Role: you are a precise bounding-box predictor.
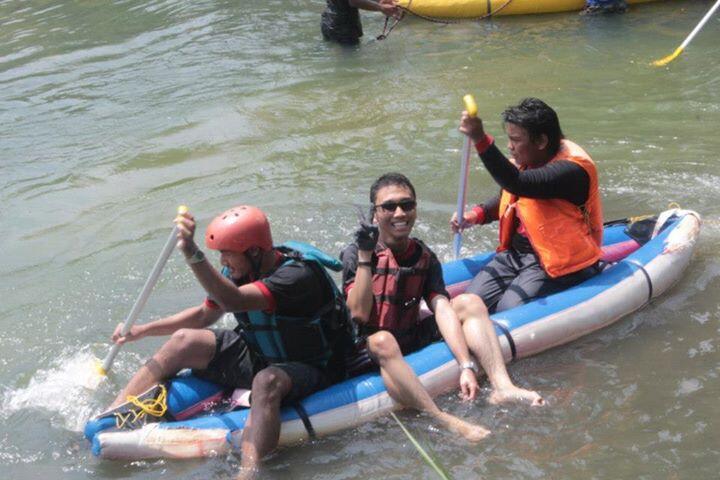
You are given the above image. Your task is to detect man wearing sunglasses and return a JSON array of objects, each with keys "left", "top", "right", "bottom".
[{"left": 341, "top": 173, "right": 542, "bottom": 443}]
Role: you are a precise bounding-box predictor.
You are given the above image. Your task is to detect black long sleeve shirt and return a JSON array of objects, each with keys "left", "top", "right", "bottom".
[{"left": 477, "top": 141, "right": 590, "bottom": 253}]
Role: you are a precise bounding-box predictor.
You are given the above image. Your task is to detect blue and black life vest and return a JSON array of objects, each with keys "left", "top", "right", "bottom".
[{"left": 232, "top": 241, "right": 352, "bottom": 371}]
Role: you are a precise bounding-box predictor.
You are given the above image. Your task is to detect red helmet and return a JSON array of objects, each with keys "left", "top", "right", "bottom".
[{"left": 205, "top": 205, "right": 273, "bottom": 253}]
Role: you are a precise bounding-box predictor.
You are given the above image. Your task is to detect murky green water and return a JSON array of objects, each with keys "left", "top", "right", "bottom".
[{"left": 1, "top": 0, "right": 718, "bottom": 478}]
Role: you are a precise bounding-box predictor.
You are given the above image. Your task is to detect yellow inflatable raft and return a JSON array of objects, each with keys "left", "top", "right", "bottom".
[{"left": 395, "top": 0, "right": 658, "bottom": 19}]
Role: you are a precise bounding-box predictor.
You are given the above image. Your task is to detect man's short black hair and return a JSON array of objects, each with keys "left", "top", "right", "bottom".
[
  {"left": 370, "top": 173, "right": 416, "bottom": 204},
  {"left": 502, "top": 98, "right": 564, "bottom": 157}
]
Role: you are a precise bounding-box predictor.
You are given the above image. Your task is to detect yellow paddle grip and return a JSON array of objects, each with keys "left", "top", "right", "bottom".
[{"left": 463, "top": 94, "right": 478, "bottom": 118}]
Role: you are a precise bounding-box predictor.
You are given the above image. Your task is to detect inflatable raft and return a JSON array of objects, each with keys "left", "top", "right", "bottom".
[
  {"left": 85, "top": 208, "right": 701, "bottom": 460},
  {"left": 396, "top": 0, "right": 659, "bottom": 19}
]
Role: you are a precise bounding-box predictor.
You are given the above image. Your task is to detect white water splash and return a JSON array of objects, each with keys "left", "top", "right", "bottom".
[{"left": 1, "top": 348, "right": 107, "bottom": 432}]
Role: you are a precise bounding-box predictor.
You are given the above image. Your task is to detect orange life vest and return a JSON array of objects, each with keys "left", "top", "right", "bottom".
[
  {"left": 368, "top": 240, "right": 432, "bottom": 333},
  {"left": 497, "top": 139, "right": 603, "bottom": 278}
]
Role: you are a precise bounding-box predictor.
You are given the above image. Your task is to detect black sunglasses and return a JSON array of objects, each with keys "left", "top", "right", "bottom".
[{"left": 374, "top": 199, "right": 417, "bottom": 213}]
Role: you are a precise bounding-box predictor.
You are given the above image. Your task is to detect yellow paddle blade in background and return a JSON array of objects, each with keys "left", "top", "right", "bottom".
[{"left": 652, "top": 0, "right": 720, "bottom": 67}]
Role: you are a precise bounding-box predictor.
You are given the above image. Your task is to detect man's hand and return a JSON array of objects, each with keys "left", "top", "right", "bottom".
[
  {"left": 175, "top": 210, "right": 199, "bottom": 257},
  {"left": 450, "top": 210, "right": 478, "bottom": 234},
  {"left": 459, "top": 368, "right": 479, "bottom": 401},
  {"left": 378, "top": 0, "right": 401, "bottom": 18},
  {"left": 459, "top": 111, "right": 485, "bottom": 143},
  {"left": 111, "top": 322, "right": 144, "bottom": 345},
  {"left": 355, "top": 220, "right": 379, "bottom": 252}
]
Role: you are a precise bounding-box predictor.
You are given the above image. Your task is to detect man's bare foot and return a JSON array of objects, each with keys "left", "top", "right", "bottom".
[
  {"left": 435, "top": 411, "right": 491, "bottom": 442},
  {"left": 488, "top": 386, "right": 545, "bottom": 406}
]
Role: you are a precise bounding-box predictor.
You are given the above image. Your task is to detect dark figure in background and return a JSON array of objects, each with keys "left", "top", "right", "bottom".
[
  {"left": 322, "top": 0, "right": 401, "bottom": 45},
  {"left": 583, "top": 0, "right": 628, "bottom": 14}
]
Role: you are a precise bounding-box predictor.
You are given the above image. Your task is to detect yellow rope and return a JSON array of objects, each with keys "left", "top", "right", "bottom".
[
  {"left": 627, "top": 214, "right": 653, "bottom": 224},
  {"left": 114, "top": 384, "right": 168, "bottom": 429}
]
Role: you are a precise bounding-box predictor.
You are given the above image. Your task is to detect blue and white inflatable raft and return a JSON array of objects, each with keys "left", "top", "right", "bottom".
[{"left": 85, "top": 208, "right": 701, "bottom": 460}]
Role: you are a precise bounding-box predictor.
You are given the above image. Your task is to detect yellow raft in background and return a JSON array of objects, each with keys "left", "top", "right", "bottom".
[{"left": 395, "top": 0, "right": 659, "bottom": 19}]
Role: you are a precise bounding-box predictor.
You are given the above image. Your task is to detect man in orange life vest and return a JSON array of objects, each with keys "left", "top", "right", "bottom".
[
  {"left": 341, "top": 173, "right": 543, "bottom": 442},
  {"left": 451, "top": 98, "right": 604, "bottom": 321}
]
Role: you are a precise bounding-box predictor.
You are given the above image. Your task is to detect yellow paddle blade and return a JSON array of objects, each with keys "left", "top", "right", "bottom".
[
  {"left": 653, "top": 47, "right": 684, "bottom": 67},
  {"left": 95, "top": 359, "right": 108, "bottom": 377},
  {"left": 177, "top": 205, "right": 188, "bottom": 215},
  {"left": 463, "top": 94, "right": 478, "bottom": 118}
]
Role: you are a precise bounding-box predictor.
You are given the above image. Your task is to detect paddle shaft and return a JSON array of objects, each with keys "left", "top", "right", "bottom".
[
  {"left": 677, "top": 0, "right": 720, "bottom": 51},
  {"left": 100, "top": 225, "right": 179, "bottom": 373},
  {"left": 654, "top": 0, "right": 720, "bottom": 65},
  {"left": 453, "top": 136, "right": 472, "bottom": 259},
  {"left": 453, "top": 94, "right": 478, "bottom": 259}
]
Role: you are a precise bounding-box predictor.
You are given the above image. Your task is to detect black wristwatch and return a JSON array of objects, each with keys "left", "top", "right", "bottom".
[{"left": 186, "top": 249, "right": 206, "bottom": 265}]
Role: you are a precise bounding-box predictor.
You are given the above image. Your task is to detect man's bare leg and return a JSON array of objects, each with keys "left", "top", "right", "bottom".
[
  {"left": 367, "top": 331, "right": 490, "bottom": 442},
  {"left": 236, "top": 367, "right": 292, "bottom": 480},
  {"left": 108, "top": 328, "right": 216, "bottom": 408},
  {"left": 452, "top": 294, "right": 544, "bottom": 406}
]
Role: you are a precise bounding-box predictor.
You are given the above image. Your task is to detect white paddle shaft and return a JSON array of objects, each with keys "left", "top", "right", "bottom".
[
  {"left": 101, "top": 225, "right": 179, "bottom": 373},
  {"left": 453, "top": 136, "right": 472, "bottom": 259},
  {"left": 678, "top": 0, "right": 720, "bottom": 50}
]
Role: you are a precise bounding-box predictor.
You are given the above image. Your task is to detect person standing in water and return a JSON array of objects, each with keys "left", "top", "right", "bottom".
[{"left": 321, "top": 0, "right": 401, "bottom": 45}]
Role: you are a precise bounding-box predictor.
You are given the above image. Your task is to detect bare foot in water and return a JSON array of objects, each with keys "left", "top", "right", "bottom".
[
  {"left": 435, "top": 411, "right": 491, "bottom": 442},
  {"left": 488, "top": 386, "right": 545, "bottom": 406}
]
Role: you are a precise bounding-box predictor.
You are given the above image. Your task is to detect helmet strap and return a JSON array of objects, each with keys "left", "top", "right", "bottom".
[{"left": 244, "top": 250, "right": 263, "bottom": 282}]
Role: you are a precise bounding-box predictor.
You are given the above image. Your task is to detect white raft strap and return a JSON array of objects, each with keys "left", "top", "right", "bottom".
[
  {"left": 623, "top": 259, "right": 653, "bottom": 304},
  {"left": 292, "top": 402, "right": 317, "bottom": 439}
]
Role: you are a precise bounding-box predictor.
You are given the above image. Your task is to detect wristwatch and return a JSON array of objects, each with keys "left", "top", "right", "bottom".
[
  {"left": 460, "top": 361, "right": 478, "bottom": 374},
  {"left": 186, "top": 249, "right": 206, "bottom": 265}
]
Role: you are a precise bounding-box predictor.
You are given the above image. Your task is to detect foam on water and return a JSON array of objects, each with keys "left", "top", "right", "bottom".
[{"left": 1, "top": 348, "right": 105, "bottom": 432}]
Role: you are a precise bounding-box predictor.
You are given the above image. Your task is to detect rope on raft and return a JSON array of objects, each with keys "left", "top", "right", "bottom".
[{"left": 377, "top": 0, "right": 515, "bottom": 40}]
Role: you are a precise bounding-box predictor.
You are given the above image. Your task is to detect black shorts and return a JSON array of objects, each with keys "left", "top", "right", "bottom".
[
  {"left": 345, "top": 316, "right": 441, "bottom": 376},
  {"left": 466, "top": 250, "right": 600, "bottom": 313},
  {"left": 192, "top": 329, "right": 331, "bottom": 403}
]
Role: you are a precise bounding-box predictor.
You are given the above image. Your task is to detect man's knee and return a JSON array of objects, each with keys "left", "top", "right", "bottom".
[
  {"left": 367, "top": 331, "right": 402, "bottom": 361},
  {"left": 451, "top": 293, "right": 489, "bottom": 322},
  {"left": 251, "top": 367, "right": 291, "bottom": 405},
  {"left": 157, "top": 329, "right": 215, "bottom": 371},
  {"left": 165, "top": 329, "right": 208, "bottom": 354}
]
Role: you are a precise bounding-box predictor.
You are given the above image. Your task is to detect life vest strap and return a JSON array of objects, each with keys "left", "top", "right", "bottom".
[{"left": 372, "top": 293, "right": 420, "bottom": 309}]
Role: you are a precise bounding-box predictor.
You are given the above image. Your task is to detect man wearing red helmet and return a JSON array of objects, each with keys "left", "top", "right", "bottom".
[{"left": 105, "top": 205, "right": 351, "bottom": 478}]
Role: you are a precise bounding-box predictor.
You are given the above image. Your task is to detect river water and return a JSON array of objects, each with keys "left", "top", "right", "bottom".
[{"left": 1, "top": 0, "right": 718, "bottom": 478}]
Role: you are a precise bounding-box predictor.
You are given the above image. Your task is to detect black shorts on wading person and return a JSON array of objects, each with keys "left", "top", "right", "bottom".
[{"left": 322, "top": 0, "right": 363, "bottom": 45}]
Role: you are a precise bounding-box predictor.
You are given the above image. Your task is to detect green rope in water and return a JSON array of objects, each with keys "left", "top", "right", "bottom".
[{"left": 389, "top": 412, "right": 453, "bottom": 480}]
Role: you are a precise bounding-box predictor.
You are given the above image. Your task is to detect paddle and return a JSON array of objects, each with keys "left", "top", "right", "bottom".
[
  {"left": 95, "top": 205, "right": 188, "bottom": 376},
  {"left": 653, "top": 0, "right": 720, "bottom": 66},
  {"left": 452, "top": 94, "right": 478, "bottom": 259}
]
